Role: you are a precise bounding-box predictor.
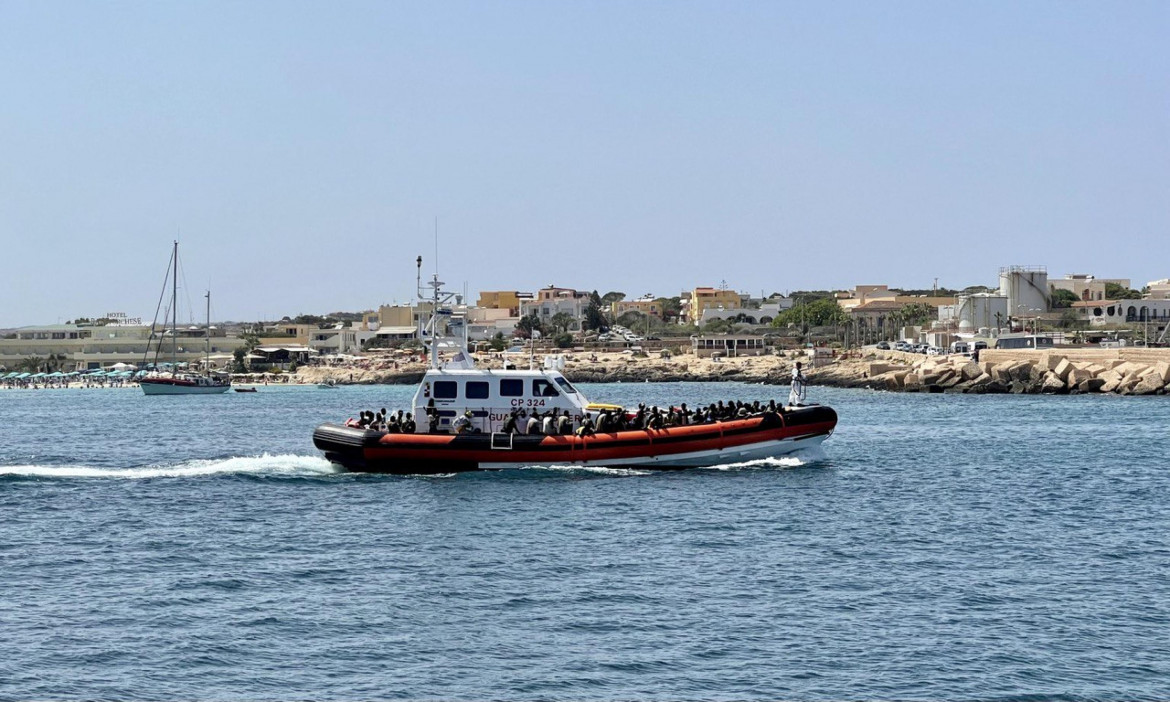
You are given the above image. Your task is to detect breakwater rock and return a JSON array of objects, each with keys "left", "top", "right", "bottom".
[
  {"left": 292, "top": 354, "right": 806, "bottom": 387},
  {"left": 814, "top": 352, "right": 1170, "bottom": 396}
]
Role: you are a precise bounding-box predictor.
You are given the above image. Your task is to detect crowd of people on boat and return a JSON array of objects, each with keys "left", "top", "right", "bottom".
[
  {"left": 350, "top": 398, "right": 787, "bottom": 437},
  {"left": 353, "top": 408, "right": 417, "bottom": 433}
]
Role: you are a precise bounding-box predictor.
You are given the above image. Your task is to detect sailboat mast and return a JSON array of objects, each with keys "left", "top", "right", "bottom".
[
  {"left": 172, "top": 240, "right": 178, "bottom": 372},
  {"left": 205, "top": 290, "right": 211, "bottom": 375}
]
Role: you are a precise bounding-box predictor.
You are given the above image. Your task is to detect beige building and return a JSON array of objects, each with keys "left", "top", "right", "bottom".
[
  {"left": 519, "top": 286, "right": 590, "bottom": 328},
  {"left": 476, "top": 291, "right": 533, "bottom": 316},
  {"left": 691, "top": 334, "right": 767, "bottom": 358},
  {"left": 689, "top": 287, "right": 741, "bottom": 325},
  {"left": 1049, "top": 274, "right": 1131, "bottom": 302},
  {"left": 837, "top": 285, "right": 955, "bottom": 312},
  {"left": 256, "top": 323, "right": 311, "bottom": 348},
  {"left": 1146, "top": 279, "right": 1170, "bottom": 300},
  {"left": 377, "top": 303, "right": 433, "bottom": 330},
  {"left": 0, "top": 323, "right": 244, "bottom": 371},
  {"left": 612, "top": 297, "right": 662, "bottom": 320}
]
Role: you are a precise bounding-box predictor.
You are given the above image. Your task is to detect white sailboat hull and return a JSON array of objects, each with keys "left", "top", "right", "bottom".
[{"left": 140, "top": 379, "right": 231, "bottom": 395}]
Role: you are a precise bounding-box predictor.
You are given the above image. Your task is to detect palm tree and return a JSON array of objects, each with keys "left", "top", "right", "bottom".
[
  {"left": 18, "top": 356, "right": 44, "bottom": 373},
  {"left": 549, "top": 312, "right": 575, "bottom": 334}
]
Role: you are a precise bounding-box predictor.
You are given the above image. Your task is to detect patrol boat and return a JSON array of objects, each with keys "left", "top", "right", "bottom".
[{"left": 311, "top": 260, "right": 837, "bottom": 474}]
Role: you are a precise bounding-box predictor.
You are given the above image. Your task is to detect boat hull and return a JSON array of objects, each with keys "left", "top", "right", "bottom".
[
  {"left": 313, "top": 406, "right": 836, "bottom": 474},
  {"left": 140, "top": 379, "right": 231, "bottom": 395}
]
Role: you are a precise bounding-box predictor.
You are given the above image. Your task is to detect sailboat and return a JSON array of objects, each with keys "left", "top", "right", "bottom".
[{"left": 140, "top": 241, "right": 232, "bottom": 395}]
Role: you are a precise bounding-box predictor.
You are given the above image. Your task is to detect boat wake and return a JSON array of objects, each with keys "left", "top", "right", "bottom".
[
  {"left": 711, "top": 453, "right": 815, "bottom": 471},
  {"left": 538, "top": 465, "right": 655, "bottom": 477},
  {"left": 0, "top": 454, "right": 338, "bottom": 480}
]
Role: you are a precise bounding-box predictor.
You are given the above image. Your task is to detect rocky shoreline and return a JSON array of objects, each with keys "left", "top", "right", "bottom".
[
  {"left": 282, "top": 349, "right": 1170, "bottom": 396},
  {"left": 812, "top": 353, "right": 1170, "bottom": 395}
]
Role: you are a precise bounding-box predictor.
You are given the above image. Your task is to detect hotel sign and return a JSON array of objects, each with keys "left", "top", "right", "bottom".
[{"left": 105, "top": 312, "right": 143, "bottom": 325}]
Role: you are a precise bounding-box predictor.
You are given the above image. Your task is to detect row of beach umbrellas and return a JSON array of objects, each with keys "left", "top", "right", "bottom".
[{"left": 2, "top": 369, "right": 141, "bottom": 380}]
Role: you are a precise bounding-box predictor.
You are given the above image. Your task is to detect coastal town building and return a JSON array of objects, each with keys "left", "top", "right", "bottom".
[
  {"left": 1048, "top": 273, "right": 1131, "bottom": 302},
  {"left": 1071, "top": 299, "right": 1170, "bottom": 326},
  {"left": 612, "top": 297, "right": 663, "bottom": 321},
  {"left": 476, "top": 291, "right": 533, "bottom": 317},
  {"left": 308, "top": 326, "right": 378, "bottom": 355},
  {"left": 688, "top": 287, "right": 741, "bottom": 326},
  {"left": 372, "top": 326, "right": 419, "bottom": 342},
  {"left": 845, "top": 300, "right": 905, "bottom": 331},
  {"left": 518, "top": 286, "right": 589, "bottom": 330},
  {"left": 256, "top": 323, "right": 311, "bottom": 348},
  {"left": 698, "top": 297, "right": 792, "bottom": 326},
  {"left": 691, "top": 334, "right": 768, "bottom": 358},
  {"left": 378, "top": 303, "right": 433, "bottom": 330},
  {"left": 0, "top": 322, "right": 243, "bottom": 371},
  {"left": 1146, "top": 279, "right": 1170, "bottom": 300},
  {"left": 837, "top": 285, "right": 956, "bottom": 313}
]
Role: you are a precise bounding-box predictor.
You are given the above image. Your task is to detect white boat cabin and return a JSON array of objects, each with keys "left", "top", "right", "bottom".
[{"left": 411, "top": 368, "right": 593, "bottom": 434}]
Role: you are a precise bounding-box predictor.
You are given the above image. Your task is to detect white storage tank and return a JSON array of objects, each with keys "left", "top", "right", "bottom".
[{"left": 999, "top": 266, "right": 1049, "bottom": 314}]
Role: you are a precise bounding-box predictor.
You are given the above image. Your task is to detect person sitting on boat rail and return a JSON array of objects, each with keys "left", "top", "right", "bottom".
[
  {"left": 453, "top": 410, "right": 472, "bottom": 434},
  {"left": 576, "top": 414, "right": 595, "bottom": 437},
  {"left": 426, "top": 408, "right": 440, "bottom": 434},
  {"left": 541, "top": 411, "right": 555, "bottom": 436},
  {"left": 647, "top": 407, "right": 664, "bottom": 430},
  {"left": 501, "top": 410, "right": 519, "bottom": 434},
  {"left": 386, "top": 412, "right": 399, "bottom": 433},
  {"left": 402, "top": 413, "right": 416, "bottom": 434},
  {"left": 556, "top": 410, "right": 571, "bottom": 435},
  {"left": 524, "top": 412, "right": 540, "bottom": 435}
]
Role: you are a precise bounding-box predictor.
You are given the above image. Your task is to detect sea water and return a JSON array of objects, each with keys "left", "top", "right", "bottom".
[{"left": 1, "top": 383, "right": 1168, "bottom": 699}]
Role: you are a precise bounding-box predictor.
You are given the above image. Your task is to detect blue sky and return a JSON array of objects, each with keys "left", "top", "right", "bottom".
[{"left": 2, "top": 1, "right": 1167, "bottom": 326}]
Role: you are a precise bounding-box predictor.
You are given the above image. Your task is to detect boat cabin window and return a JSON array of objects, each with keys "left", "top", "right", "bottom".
[
  {"left": 500, "top": 378, "right": 523, "bottom": 396},
  {"left": 533, "top": 379, "right": 559, "bottom": 397},
  {"left": 466, "top": 381, "right": 489, "bottom": 399},
  {"left": 434, "top": 381, "right": 458, "bottom": 399},
  {"left": 554, "top": 377, "right": 577, "bottom": 394}
]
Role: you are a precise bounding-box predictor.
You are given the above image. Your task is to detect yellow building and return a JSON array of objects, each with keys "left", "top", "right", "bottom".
[
  {"left": 689, "top": 287, "right": 741, "bottom": 325},
  {"left": 256, "top": 323, "right": 312, "bottom": 348},
  {"left": 612, "top": 298, "right": 662, "bottom": 320},
  {"left": 377, "top": 303, "right": 432, "bottom": 329},
  {"left": 476, "top": 291, "right": 532, "bottom": 317}
]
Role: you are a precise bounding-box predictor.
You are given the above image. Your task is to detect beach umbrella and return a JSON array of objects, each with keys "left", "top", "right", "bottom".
[
  {"left": 2, "top": 372, "right": 15, "bottom": 379},
  {"left": 90, "top": 370, "right": 106, "bottom": 377},
  {"left": 110, "top": 362, "right": 134, "bottom": 370},
  {"left": 30, "top": 372, "right": 46, "bottom": 378},
  {"left": 15, "top": 373, "right": 30, "bottom": 379},
  {"left": 48, "top": 371, "right": 64, "bottom": 377}
]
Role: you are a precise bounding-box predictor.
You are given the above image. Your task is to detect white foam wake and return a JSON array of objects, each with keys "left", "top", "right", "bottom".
[
  {"left": 538, "top": 464, "right": 654, "bottom": 476},
  {"left": 710, "top": 455, "right": 808, "bottom": 471},
  {"left": 0, "top": 454, "right": 337, "bottom": 479}
]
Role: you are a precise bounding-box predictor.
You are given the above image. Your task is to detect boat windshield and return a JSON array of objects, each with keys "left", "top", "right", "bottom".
[
  {"left": 532, "top": 379, "right": 560, "bottom": 397},
  {"left": 554, "top": 377, "right": 578, "bottom": 394}
]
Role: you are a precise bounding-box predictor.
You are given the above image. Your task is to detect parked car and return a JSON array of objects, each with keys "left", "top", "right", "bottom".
[{"left": 876, "top": 341, "right": 890, "bottom": 350}]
